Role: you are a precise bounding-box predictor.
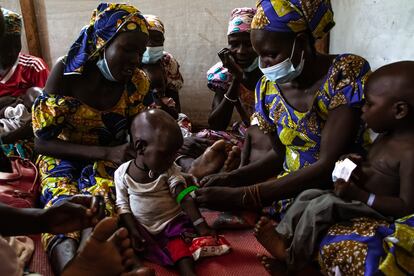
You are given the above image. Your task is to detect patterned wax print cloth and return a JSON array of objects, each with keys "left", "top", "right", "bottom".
[{"left": 253, "top": 54, "right": 371, "bottom": 218}]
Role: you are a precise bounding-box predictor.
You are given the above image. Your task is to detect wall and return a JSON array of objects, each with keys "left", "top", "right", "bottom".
[
  {"left": 2, "top": 0, "right": 413, "bottom": 124},
  {"left": 1, "top": 0, "right": 253, "bottom": 126},
  {"left": 330, "top": 0, "right": 414, "bottom": 70}
]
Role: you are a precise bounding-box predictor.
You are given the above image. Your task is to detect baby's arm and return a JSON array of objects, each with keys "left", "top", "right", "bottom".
[
  {"left": 114, "top": 167, "right": 146, "bottom": 251},
  {"left": 171, "top": 177, "right": 214, "bottom": 236}
]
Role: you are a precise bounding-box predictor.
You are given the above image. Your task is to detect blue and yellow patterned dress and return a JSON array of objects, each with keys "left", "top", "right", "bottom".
[
  {"left": 32, "top": 69, "right": 149, "bottom": 249},
  {"left": 253, "top": 54, "right": 371, "bottom": 216}
]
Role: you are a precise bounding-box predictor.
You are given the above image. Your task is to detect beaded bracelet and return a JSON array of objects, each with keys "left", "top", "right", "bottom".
[{"left": 176, "top": 185, "right": 199, "bottom": 204}]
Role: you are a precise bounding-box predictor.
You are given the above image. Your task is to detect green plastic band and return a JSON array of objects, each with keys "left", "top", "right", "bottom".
[{"left": 176, "top": 185, "right": 199, "bottom": 204}]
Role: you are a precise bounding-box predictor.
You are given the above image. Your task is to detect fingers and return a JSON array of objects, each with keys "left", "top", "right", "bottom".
[
  {"left": 67, "top": 195, "right": 93, "bottom": 208},
  {"left": 199, "top": 175, "right": 211, "bottom": 186},
  {"left": 194, "top": 188, "right": 206, "bottom": 207}
]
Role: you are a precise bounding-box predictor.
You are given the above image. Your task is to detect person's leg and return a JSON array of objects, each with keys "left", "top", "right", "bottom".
[
  {"left": 50, "top": 238, "right": 78, "bottom": 274},
  {"left": 257, "top": 254, "right": 287, "bottom": 276},
  {"left": 165, "top": 237, "right": 195, "bottom": 275},
  {"left": 62, "top": 217, "right": 154, "bottom": 276},
  {"left": 176, "top": 257, "right": 196, "bottom": 276},
  {"left": 278, "top": 190, "right": 384, "bottom": 270},
  {"left": 255, "top": 189, "right": 329, "bottom": 269},
  {"left": 38, "top": 157, "right": 81, "bottom": 274}
]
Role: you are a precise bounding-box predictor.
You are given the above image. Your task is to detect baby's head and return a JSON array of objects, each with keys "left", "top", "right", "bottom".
[
  {"left": 362, "top": 61, "right": 414, "bottom": 133},
  {"left": 130, "top": 109, "right": 183, "bottom": 174}
]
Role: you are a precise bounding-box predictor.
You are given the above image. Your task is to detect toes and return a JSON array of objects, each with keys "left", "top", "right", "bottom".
[
  {"left": 210, "top": 139, "right": 227, "bottom": 152},
  {"left": 91, "top": 217, "right": 118, "bottom": 242},
  {"left": 259, "top": 216, "right": 271, "bottom": 225}
]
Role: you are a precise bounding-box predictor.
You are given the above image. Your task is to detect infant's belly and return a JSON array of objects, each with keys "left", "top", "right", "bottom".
[
  {"left": 129, "top": 193, "right": 181, "bottom": 224},
  {"left": 361, "top": 167, "right": 399, "bottom": 196}
]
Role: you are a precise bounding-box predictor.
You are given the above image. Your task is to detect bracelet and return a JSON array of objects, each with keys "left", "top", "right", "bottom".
[
  {"left": 224, "top": 94, "right": 238, "bottom": 103},
  {"left": 367, "top": 193, "right": 376, "bottom": 206},
  {"left": 176, "top": 185, "right": 199, "bottom": 204},
  {"left": 193, "top": 217, "right": 205, "bottom": 226}
]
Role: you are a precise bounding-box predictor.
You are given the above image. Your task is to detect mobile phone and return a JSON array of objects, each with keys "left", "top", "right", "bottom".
[
  {"left": 91, "top": 195, "right": 105, "bottom": 220},
  {"left": 218, "top": 48, "right": 230, "bottom": 63}
]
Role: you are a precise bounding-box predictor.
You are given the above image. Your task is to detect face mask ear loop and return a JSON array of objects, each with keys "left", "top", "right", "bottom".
[{"left": 289, "top": 37, "right": 297, "bottom": 60}]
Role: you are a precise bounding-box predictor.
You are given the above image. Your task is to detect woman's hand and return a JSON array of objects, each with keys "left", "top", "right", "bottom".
[
  {"left": 219, "top": 48, "right": 243, "bottom": 80},
  {"left": 200, "top": 172, "right": 233, "bottom": 187},
  {"left": 333, "top": 179, "right": 363, "bottom": 201},
  {"left": 195, "top": 186, "right": 242, "bottom": 211},
  {"left": 106, "top": 143, "right": 135, "bottom": 165},
  {"left": 42, "top": 195, "right": 102, "bottom": 234}
]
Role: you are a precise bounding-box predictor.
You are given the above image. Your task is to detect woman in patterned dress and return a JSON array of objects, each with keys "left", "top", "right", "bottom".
[
  {"left": 32, "top": 3, "right": 151, "bottom": 274},
  {"left": 197, "top": 0, "right": 372, "bottom": 218},
  {"left": 203, "top": 7, "right": 262, "bottom": 148}
]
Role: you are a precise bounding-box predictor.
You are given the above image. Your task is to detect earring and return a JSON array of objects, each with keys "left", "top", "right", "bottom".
[{"left": 148, "top": 170, "right": 154, "bottom": 178}]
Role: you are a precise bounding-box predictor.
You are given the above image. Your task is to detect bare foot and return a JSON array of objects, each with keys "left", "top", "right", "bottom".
[
  {"left": 189, "top": 140, "right": 227, "bottom": 179},
  {"left": 62, "top": 217, "right": 154, "bottom": 276},
  {"left": 223, "top": 145, "right": 241, "bottom": 172},
  {"left": 257, "top": 254, "right": 287, "bottom": 275},
  {"left": 254, "top": 217, "right": 287, "bottom": 260}
]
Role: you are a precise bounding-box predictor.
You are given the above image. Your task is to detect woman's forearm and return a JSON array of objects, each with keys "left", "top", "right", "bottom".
[
  {"left": 0, "top": 203, "right": 45, "bottom": 236},
  {"left": 258, "top": 158, "right": 333, "bottom": 206},
  {"left": 2, "top": 123, "right": 34, "bottom": 143},
  {"left": 34, "top": 137, "right": 109, "bottom": 161},
  {"left": 229, "top": 149, "right": 283, "bottom": 186},
  {"left": 208, "top": 79, "right": 240, "bottom": 130}
]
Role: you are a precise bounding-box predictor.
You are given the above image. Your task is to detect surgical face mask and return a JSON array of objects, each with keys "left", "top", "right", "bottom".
[
  {"left": 141, "top": 46, "right": 164, "bottom": 64},
  {"left": 96, "top": 50, "right": 117, "bottom": 82},
  {"left": 243, "top": 57, "right": 259, "bottom": 72},
  {"left": 259, "top": 38, "right": 305, "bottom": 83}
]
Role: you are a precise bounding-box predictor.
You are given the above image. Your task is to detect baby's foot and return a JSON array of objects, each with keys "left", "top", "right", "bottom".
[
  {"left": 254, "top": 217, "right": 287, "bottom": 260},
  {"left": 257, "top": 254, "right": 287, "bottom": 275},
  {"left": 223, "top": 145, "right": 241, "bottom": 172},
  {"left": 189, "top": 140, "right": 227, "bottom": 179},
  {"left": 62, "top": 217, "right": 153, "bottom": 276}
]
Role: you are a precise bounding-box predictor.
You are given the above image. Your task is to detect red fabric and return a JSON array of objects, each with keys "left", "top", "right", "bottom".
[
  {"left": 165, "top": 238, "right": 192, "bottom": 263},
  {"left": 0, "top": 53, "right": 49, "bottom": 97}
]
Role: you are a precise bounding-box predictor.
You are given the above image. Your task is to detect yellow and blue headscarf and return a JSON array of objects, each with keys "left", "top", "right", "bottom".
[
  {"left": 1, "top": 8, "right": 22, "bottom": 35},
  {"left": 251, "top": 0, "right": 335, "bottom": 39},
  {"left": 64, "top": 3, "right": 148, "bottom": 75},
  {"left": 144, "top": 14, "right": 165, "bottom": 35}
]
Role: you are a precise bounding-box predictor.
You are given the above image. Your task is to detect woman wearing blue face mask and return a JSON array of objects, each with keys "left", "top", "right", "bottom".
[
  {"left": 31, "top": 4, "right": 153, "bottom": 275},
  {"left": 142, "top": 15, "right": 184, "bottom": 113},
  {"left": 196, "top": 0, "right": 372, "bottom": 229}
]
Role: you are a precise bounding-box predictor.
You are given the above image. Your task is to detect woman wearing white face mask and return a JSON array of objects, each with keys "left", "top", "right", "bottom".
[
  {"left": 197, "top": 0, "right": 372, "bottom": 232},
  {"left": 142, "top": 15, "right": 183, "bottom": 112}
]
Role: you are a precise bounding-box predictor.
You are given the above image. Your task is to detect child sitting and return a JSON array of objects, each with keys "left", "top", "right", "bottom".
[
  {"left": 253, "top": 61, "right": 414, "bottom": 274},
  {"left": 115, "top": 109, "right": 220, "bottom": 275}
]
